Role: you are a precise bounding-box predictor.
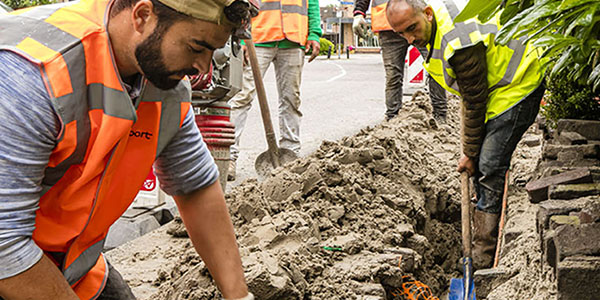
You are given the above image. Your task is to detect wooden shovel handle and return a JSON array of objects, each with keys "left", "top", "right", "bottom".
[
  {"left": 244, "top": 39, "right": 280, "bottom": 167},
  {"left": 460, "top": 171, "right": 472, "bottom": 257}
]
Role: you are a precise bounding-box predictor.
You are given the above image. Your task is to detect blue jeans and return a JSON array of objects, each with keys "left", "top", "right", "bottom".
[
  {"left": 379, "top": 30, "right": 447, "bottom": 119},
  {"left": 475, "top": 82, "right": 546, "bottom": 213}
]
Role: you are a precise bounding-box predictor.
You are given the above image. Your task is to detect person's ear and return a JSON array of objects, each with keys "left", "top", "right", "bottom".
[
  {"left": 424, "top": 6, "right": 434, "bottom": 22},
  {"left": 131, "top": 0, "right": 156, "bottom": 34}
]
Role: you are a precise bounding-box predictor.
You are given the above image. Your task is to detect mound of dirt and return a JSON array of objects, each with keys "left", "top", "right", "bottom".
[{"left": 150, "top": 93, "right": 465, "bottom": 299}]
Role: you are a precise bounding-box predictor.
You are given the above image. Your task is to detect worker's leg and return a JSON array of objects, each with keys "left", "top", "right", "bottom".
[
  {"left": 96, "top": 261, "right": 136, "bottom": 300},
  {"left": 417, "top": 46, "right": 448, "bottom": 122},
  {"left": 227, "top": 46, "right": 276, "bottom": 179},
  {"left": 472, "top": 82, "right": 545, "bottom": 268},
  {"left": 379, "top": 30, "right": 409, "bottom": 120},
  {"left": 272, "top": 47, "right": 304, "bottom": 153},
  {"left": 428, "top": 76, "right": 448, "bottom": 122}
]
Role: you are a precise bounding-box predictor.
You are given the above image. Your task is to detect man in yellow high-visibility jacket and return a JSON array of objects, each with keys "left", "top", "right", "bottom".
[{"left": 386, "top": 0, "right": 545, "bottom": 269}]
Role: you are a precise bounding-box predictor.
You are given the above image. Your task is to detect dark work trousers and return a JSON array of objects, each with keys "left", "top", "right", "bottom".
[
  {"left": 475, "top": 82, "right": 546, "bottom": 213},
  {"left": 97, "top": 260, "right": 137, "bottom": 300},
  {"left": 0, "top": 259, "right": 135, "bottom": 300},
  {"left": 379, "top": 30, "right": 447, "bottom": 120}
]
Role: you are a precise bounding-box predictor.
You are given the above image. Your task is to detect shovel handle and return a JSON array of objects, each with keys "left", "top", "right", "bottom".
[
  {"left": 244, "top": 39, "right": 281, "bottom": 167},
  {"left": 460, "top": 171, "right": 472, "bottom": 258}
]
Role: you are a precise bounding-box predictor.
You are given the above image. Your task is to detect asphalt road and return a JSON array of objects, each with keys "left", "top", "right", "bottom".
[{"left": 226, "top": 53, "right": 389, "bottom": 190}]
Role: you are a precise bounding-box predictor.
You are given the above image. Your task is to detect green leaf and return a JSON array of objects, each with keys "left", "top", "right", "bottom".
[
  {"left": 500, "top": 1, "right": 521, "bottom": 24},
  {"left": 454, "top": 0, "right": 502, "bottom": 23},
  {"left": 589, "top": 63, "right": 600, "bottom": 92},
  {"left": 496, "top": 1, "right": 561, "bottom": 44},
  {"left": 558, "top": 0, "right": 600, "bottom": 11},
  {"left": 550, "top": 49, "right": 575, "bottom": 78}
]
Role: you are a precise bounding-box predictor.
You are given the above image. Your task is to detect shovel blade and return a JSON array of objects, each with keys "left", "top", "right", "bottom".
[
  {"left": 255, "top": 147, "right": 298, "bottom": 179},
  {"left": 449, "top": 277, "right": 476, "bottom": 300}
]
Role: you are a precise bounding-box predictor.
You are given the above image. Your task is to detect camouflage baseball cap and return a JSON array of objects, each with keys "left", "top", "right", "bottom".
[{"left": 157, "top": 0, "right": 236, "bottom": 25}]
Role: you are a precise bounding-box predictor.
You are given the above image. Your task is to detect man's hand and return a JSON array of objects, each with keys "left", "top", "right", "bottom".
[
  {"left": 306, "top": 40, "right": 320, "bottom": 63},
  {"left": 457, "top": 155, "right": 476, "bottom": 177},
  {"left": 352, "top": 14, "right": 368, "bottom": 39}
]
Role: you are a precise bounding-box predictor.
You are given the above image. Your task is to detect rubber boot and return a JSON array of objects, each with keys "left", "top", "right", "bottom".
[
  {"left": 227, "top": 159, "right": 236, "bottom": 181},
  {"left": 472, "top": 208, "right": 500, "bottom": 269}
]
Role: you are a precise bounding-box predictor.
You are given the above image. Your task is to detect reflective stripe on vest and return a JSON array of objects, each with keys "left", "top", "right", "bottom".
[
  {"left": 371, "top": 0, "right": 392, "bottom": 32},
  {"left": 251, "top": 0, "right": 309, "bottom": 45},
  {"left": 423, "top": 0, "right": 544, "bottom": 121},
  {"left": 0, "top": 0, "right": 191, "bottom": 298}
]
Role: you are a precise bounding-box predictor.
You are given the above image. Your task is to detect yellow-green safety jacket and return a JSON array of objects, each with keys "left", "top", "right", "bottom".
[{"left": 424, "top": 0, "right": 545, "bottom": 122}]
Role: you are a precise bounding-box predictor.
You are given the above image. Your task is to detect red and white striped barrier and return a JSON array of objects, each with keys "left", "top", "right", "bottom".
[{"left": 403, "top": 46, "right": 427, "bottom": 96}]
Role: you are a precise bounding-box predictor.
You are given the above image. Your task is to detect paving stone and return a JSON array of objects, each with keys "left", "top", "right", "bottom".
[
  {"left": 473, "top": 267, "right": 512, "bottom": 299},
  {"left": 541, "top": 166, "right": 600, "bottom": 182},
  {"left": 522, "top": 135, "right": 541, "bottom": 147},
  {"left": 557, "top": 256, "right": 600, "bottom": 300},
  {"left": 557, "top": 131, "right": 588, "bottom": 145},
  {"left": 543, "top": 144, "right": 600, "bottom": 160},
  {"left": 549, "top": 183, "right": 600, "bottom": 200},
  {"left": 525, "top": 169, "right": 592, "bottom": 203},
  {"left": 105, "top": 214, "right": 160, "bottom": 250},
  {"left": 543, "top": 229, "right": 557, "bottom": 269},
  {"left": 553, "top": 223, "right": 600, "bottom": 262},
  {"left": 569, "top": 211, "right": 594, "bottom": 224},
  {"left": 549, "top": 215, "right": 581, "bottom": 230},
  {"left": 556, "top": 119, "right": 600, "bottom": 140},
  {"left": 536, "top": 198, "right": 593, "bottom": 233}
]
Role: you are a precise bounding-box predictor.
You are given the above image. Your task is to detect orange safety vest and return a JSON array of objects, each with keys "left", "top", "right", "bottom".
[
  {"left": 251, "top": 0, "right": 309, "bottom": 45},
  {"left": 0, "top": 0, "right": 191, "bottom": 299},
  {"left": 371, "top": 0, "right": 392, "bottom": 32}
]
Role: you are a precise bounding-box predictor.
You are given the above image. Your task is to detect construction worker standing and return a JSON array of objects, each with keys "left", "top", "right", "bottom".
[
  {"left": 386, "top": 0, "right": 545, "bottom": 269},
  {"left": 227, "top": 0, "right": 322, "bottom": 181},
  {"left": 0, "top": 0, "right": 256, "bottom": 299},
  {"left": 353, "top": 0, "right": 447, "bottom": 121}
]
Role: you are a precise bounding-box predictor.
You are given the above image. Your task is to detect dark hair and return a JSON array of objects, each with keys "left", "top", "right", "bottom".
[{"left": 110, "top": 0, "right": 193, "bottom": 28}]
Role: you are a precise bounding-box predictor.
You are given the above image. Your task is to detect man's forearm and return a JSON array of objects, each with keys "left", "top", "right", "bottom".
[
  {"left": 0, "top": 254, "right": 78, "bottom": 300},
  {"left": 174, "top": 180, "right": 248, "bottom": 299},
  {"left": 449, "top": 43, "right": 489, "bottom": 158}
]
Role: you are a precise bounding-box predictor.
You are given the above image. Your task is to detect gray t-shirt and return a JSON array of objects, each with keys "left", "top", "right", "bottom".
[{"left": 0, "top": 51, "right": 218, "bottom": 279}]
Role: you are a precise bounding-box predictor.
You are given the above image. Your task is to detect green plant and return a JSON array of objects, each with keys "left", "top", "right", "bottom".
[
  {"left": 2, "top": 0, "right": 55, "bottom": 9},
  {"left": 542, "top": 69, "right": 600, "bottom": 127},
  {"left": 455, "top": 0, "right": 600, "bottom": 124},
  {"left": 455, "top": 0, "right": 600, "bottom": 93},
  {"left": 318, "top": 38, "right": 334, "bottom": 55}
]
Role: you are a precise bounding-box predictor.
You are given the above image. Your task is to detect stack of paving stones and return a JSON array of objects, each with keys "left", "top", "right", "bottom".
[{"left": 525, "top": 119, "right": 600, "bottom": 300}]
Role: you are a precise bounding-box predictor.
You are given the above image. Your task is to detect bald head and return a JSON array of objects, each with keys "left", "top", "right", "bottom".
[{"left": 386, "top": 0, "right": 434, "bottom": 47}]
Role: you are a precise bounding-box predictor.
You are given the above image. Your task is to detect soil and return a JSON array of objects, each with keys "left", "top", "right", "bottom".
[{"left": 107, "top": 92, "right": 555, "bottom": 299}]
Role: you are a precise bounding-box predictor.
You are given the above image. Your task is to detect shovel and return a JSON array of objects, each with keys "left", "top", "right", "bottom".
[
  {"left": 243, "top": 39, "right": 298, "bottom": 178},
  {"left": 449, "top": 171, "right": 477, "bottom": 300}
]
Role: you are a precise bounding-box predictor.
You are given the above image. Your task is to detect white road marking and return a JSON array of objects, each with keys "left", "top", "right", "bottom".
[{"left": 325, "top": 61, "right": 347, "bottom": 82}]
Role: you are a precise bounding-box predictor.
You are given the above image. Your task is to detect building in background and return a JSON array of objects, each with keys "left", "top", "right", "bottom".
[{"left": 320, "top": 2, "right": 379, "bottom": 53}]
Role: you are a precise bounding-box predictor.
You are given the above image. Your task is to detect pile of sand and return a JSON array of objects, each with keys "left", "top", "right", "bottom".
[
  {"left": 109, "top": 92, "right": 555, "bottom": 299},
  {"left": 151, "top": 94, "right": 464, "bottom": 299}
]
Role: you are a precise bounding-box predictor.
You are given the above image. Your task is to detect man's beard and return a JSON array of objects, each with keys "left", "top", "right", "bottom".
[{"left": 135, "top": 26, "right": 198, "bottom": 90}]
